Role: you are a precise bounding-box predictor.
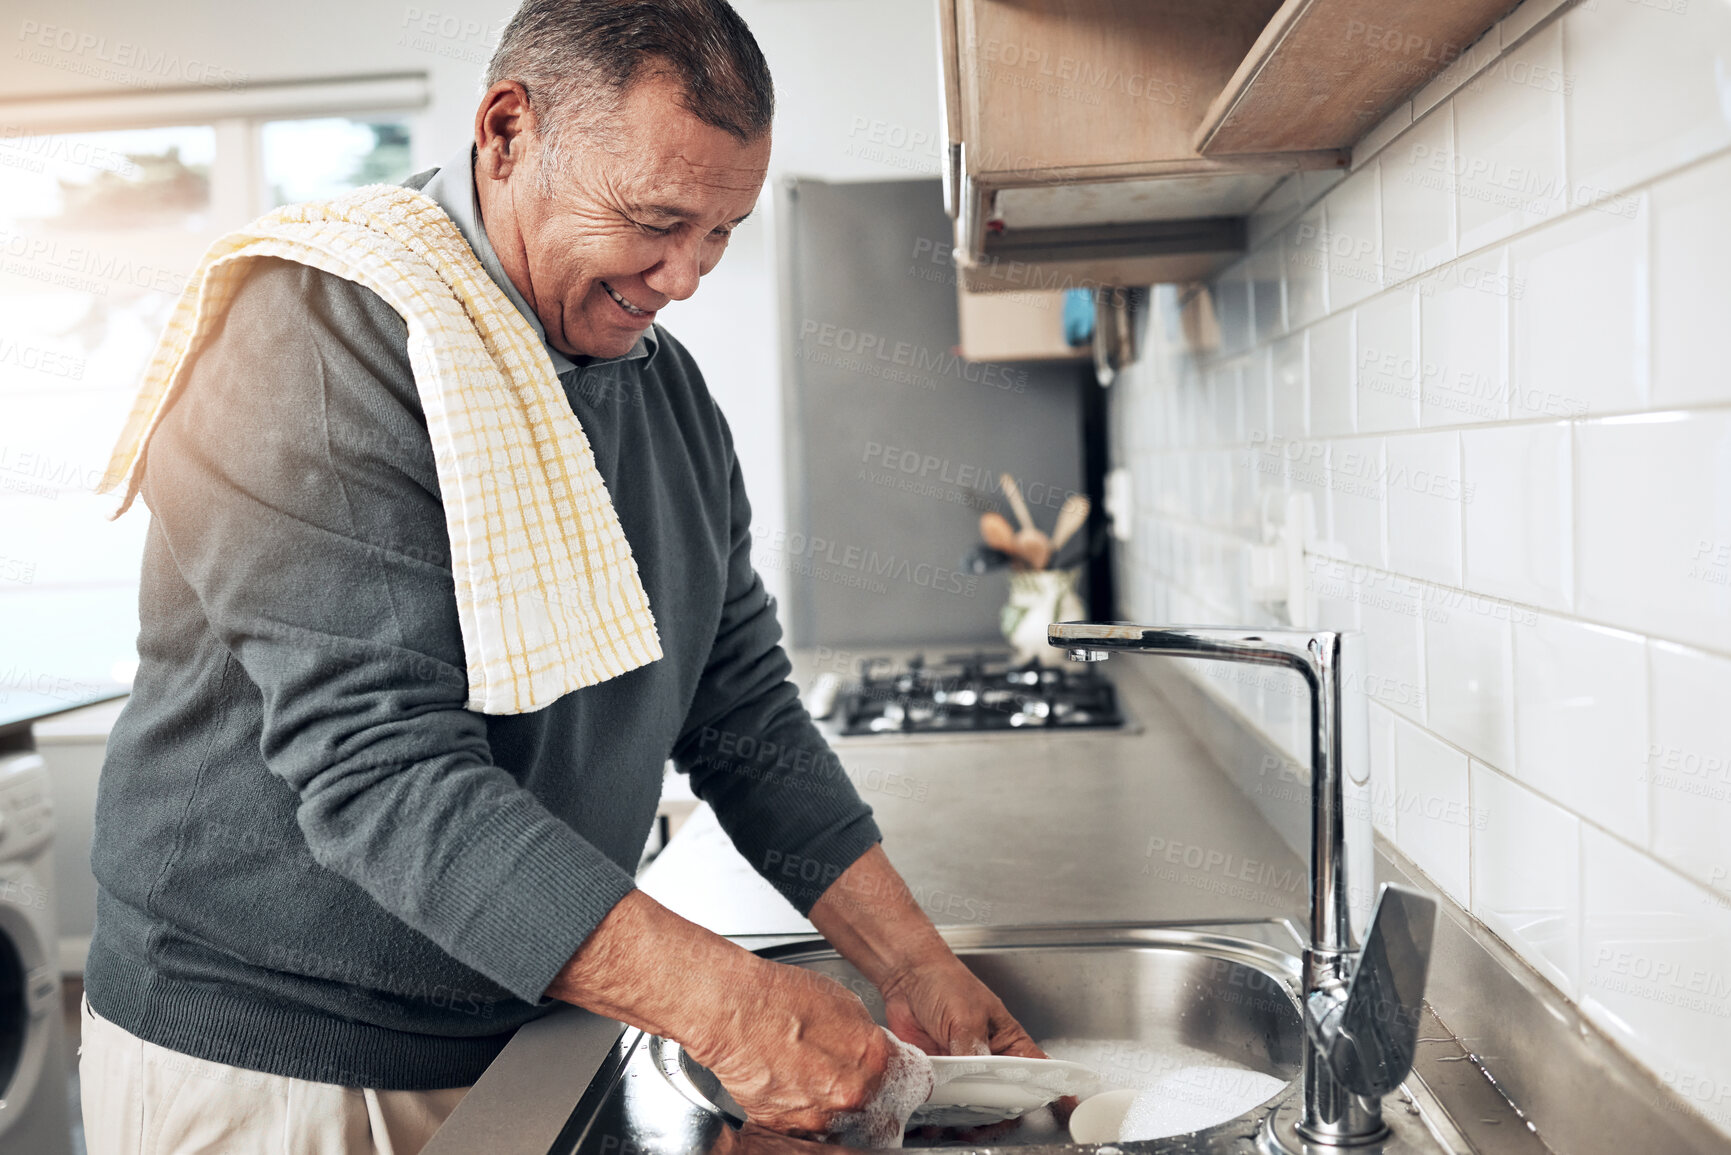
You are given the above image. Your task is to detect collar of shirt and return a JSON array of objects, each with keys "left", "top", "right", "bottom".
[{"left": 419, "top": 143, "right": 658, "bottom": 374}]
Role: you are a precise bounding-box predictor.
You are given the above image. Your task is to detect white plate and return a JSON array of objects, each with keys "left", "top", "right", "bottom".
[
  {"left": 1067, "top": 1068, "right": 1291, "bottom": 1143},
  {"left": 1067, "top": 1088, "right": 1139, "bottom": 1143},
  {"left": 911, "top": 1054, "right": 1102, "bottom": 1127}
]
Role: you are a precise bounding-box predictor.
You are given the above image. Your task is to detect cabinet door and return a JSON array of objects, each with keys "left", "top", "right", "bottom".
[
  {"left": 955, "top": 0, "right": 1284, "bottom": 184},
  {"left": 957, "top": 289, "right": 1089, "bottom": 362}
]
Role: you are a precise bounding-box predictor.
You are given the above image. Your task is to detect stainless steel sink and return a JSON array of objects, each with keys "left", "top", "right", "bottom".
[
  {"left": 553, "top": 923, "right": 1467, "bottom": 1155},
  {"left": 659, "top": 923, "right": 1305, "bottom": 1142}
]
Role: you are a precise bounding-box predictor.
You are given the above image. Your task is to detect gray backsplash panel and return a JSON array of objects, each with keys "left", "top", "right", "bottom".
[{"left": 777, "top": 176, "right": 1088, "bottom": 649}]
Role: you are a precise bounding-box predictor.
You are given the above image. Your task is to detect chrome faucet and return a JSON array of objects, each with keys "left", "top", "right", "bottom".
[{"left": 1050, "top": 622, "right": 1438, "bottom": 1150}]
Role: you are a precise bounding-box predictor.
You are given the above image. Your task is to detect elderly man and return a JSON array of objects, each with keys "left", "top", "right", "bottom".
[{"left": 81, "top": 1, "right": 1040, "bottom": 1152}]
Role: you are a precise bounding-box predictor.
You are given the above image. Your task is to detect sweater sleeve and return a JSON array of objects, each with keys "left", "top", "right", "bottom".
[
  {"left": 671, "top": 425, "right": 883, "bottom": 914},
  {"left": 139, "top": 257, "right": 635, "bottom": 1005}
]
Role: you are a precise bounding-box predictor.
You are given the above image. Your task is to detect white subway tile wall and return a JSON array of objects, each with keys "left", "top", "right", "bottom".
[
  {"left": 1651, "top": 152, "right": 1731, "bottom": 409},
  {"left": 1511, "top": 614, "right": 1650, "bottom": 844},
  {"left": 1393, "top": 717, "right": 1472, "bottom": 905},
  {"left": 1423, "top": 602, "right": 1514, "bottom": 772},
  {"left": 1453, "top": 22, "right": 1568, "bottom": 252},
  {"left": 1110, "top": 0, "right": 1731, "bottom": 1135},
  {"left": 1470, "top": 761, "right": 1581, "bottom": 996},
  {"left": 1509, "top": 200, "right": 1649, "bottom": 418},
  {"left": 1379, "top": 104, "right": 1457, "bottom": 280},
  {"left": 1459, "top": 422, "right": 1573, "bottom": 610},
  {"left": 1418, "top": 249, "right": 1508, "bottom": 426},
  {"left": 1385, "top": 431, "right": 1464, "bottom": 586},
  {"left": 1353, "top": 288, "right": 1422, "bottom": 433}
]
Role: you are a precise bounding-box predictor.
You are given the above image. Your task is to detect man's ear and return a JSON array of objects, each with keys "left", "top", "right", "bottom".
[{"left": 475, "top": 80, "right": 533, "bottom": 178}]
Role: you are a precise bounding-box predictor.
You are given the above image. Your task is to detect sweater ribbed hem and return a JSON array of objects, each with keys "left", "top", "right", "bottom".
[{"left": 84, "top": 940, "right": 523, "bottom": 1091}]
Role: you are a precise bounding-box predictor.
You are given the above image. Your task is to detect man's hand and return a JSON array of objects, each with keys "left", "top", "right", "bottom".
[
  {"left": 808, "top": 845, "right": 1044, "bottom": 1058},
  {"left": 545, "top": 891, "right": 895, "bottom": 1138},
  {"left": 700, "top": 963, "right": 893, "bottom": 1137},
  {"left": 546, "top": 846, "right": 1042, "bottom": 1140},
  {"left": 878, "top": 953, "right": 1045, "bottom": 1059}
]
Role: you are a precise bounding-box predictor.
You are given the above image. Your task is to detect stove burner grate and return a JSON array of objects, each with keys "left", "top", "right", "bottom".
[{"left": 835, "top": 651, "right": 1123, "bottom": 736}]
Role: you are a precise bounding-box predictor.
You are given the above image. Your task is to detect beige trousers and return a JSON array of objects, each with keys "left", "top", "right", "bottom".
[{"left": 79, "top": 996, "right": 470, "bottom": 1155}]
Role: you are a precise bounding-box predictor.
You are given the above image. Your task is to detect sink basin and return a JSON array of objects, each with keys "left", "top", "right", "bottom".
[
  {"left": 552, "top": 923, "right": 1464, "bottom": 1155},
  {"left": 658, "top": 924, "right": 1305, "bottom": 1145}
]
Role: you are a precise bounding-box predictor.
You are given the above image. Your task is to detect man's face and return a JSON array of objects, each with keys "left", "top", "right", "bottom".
[{"left": 477, "top": 72, "right": 770, "bottom": 360}]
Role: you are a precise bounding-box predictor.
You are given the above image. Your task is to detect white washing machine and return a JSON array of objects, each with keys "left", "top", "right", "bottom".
[{"left": 0, "top": 750, "right": 72, "bottom": 1155}]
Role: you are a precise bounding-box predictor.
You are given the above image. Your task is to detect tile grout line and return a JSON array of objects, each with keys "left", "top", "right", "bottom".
[
  {"left": 1221, "top": 141, "right": 1731, "bottom": 375},
  {"left": 1136, "top": 507, "right": 1731, "bottom": 665},
  {"left": 1177, "top": 637, "right": 1731, "bottom": 912}
]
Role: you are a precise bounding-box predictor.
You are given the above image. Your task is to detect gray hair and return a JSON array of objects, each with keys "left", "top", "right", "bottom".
[{"left": 482, "top": 0, "right": 774, "bottom": 193}]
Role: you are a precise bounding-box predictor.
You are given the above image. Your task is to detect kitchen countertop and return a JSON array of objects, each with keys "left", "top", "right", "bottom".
[
  {"left": 641, "top": 649, "right": 1307, "bottom": 936},
  {"left": 423, "top": 649, "right": 1309, "bottom": 1155}
]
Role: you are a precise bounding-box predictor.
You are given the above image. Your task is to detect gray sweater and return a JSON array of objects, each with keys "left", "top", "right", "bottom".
[{"left": 85, "top": 158, "right": 880, "bottom": 1090}]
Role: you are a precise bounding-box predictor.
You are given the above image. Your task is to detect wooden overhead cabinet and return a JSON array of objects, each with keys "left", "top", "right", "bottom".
[
  {"left": 1195, "top": 0, "right": 1525, "bottom": 155},
  {"left": 956, "top": 289, "right": 1089, "bottom": 363},
  {"left": 940, "top": 0, "right": 1519, "bottom": 291}
]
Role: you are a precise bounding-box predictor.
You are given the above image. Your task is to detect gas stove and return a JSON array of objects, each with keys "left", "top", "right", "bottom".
[{"left": 815, "top": 651, "right": 1124, "bottom": 737}]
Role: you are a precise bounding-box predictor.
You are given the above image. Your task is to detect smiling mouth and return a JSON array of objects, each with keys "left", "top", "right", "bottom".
[{"left": 601, "top": 281, "right": 654, "bottom": 318}]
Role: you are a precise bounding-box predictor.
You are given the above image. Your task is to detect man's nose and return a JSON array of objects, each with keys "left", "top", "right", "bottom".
[{"left": 644, "top": 235, "right": 703, "bottom": 301}]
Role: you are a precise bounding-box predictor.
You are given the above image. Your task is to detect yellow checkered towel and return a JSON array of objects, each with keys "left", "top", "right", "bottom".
[{"left": 99, "top": 182, "right": 662, "bottom": 715}]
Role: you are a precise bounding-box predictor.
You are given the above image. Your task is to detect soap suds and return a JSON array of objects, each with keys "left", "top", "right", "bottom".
[
  {"left": 1116, "top": 1066, "right": 1286, "bottom": 1141},
  {"left": 830, "top": 1029, "right": 936, "bottom": 1149}
]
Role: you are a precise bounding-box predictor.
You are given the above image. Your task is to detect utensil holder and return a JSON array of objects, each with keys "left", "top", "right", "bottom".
[{"left": 1001, "top": 568, "right": 1085, "bottom": 666}]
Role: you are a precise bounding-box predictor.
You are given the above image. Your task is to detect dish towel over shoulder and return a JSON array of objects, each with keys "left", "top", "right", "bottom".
[{"left": 98, "top": 183, "right": 662, "bottom": 715}]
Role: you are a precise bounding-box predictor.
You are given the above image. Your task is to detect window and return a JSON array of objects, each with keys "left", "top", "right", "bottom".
[
  {"left": 261, "top": 117, "right": 415, "bottom": 207},
  {"left": 0, "top": 107, "right": 417, "bottom": 724}
]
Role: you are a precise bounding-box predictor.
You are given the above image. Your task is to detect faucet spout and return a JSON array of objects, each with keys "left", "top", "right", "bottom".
[{"left": 1050, "top": 622, "right": 1435, "bottom": 1149}]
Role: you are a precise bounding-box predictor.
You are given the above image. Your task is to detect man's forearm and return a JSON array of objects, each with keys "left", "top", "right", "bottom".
[
  {"left": 551, "top": 848, "right": 945, "bottom": 1037},
  {"left": 545, "top": 890, "right": 772, "bottom": 1062},
  {"left": 810, "top": 846, "right": 1041, "bottom": 1061},
  {"left": 806, "top": 844, "right": 952, "bottom": 991}
]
